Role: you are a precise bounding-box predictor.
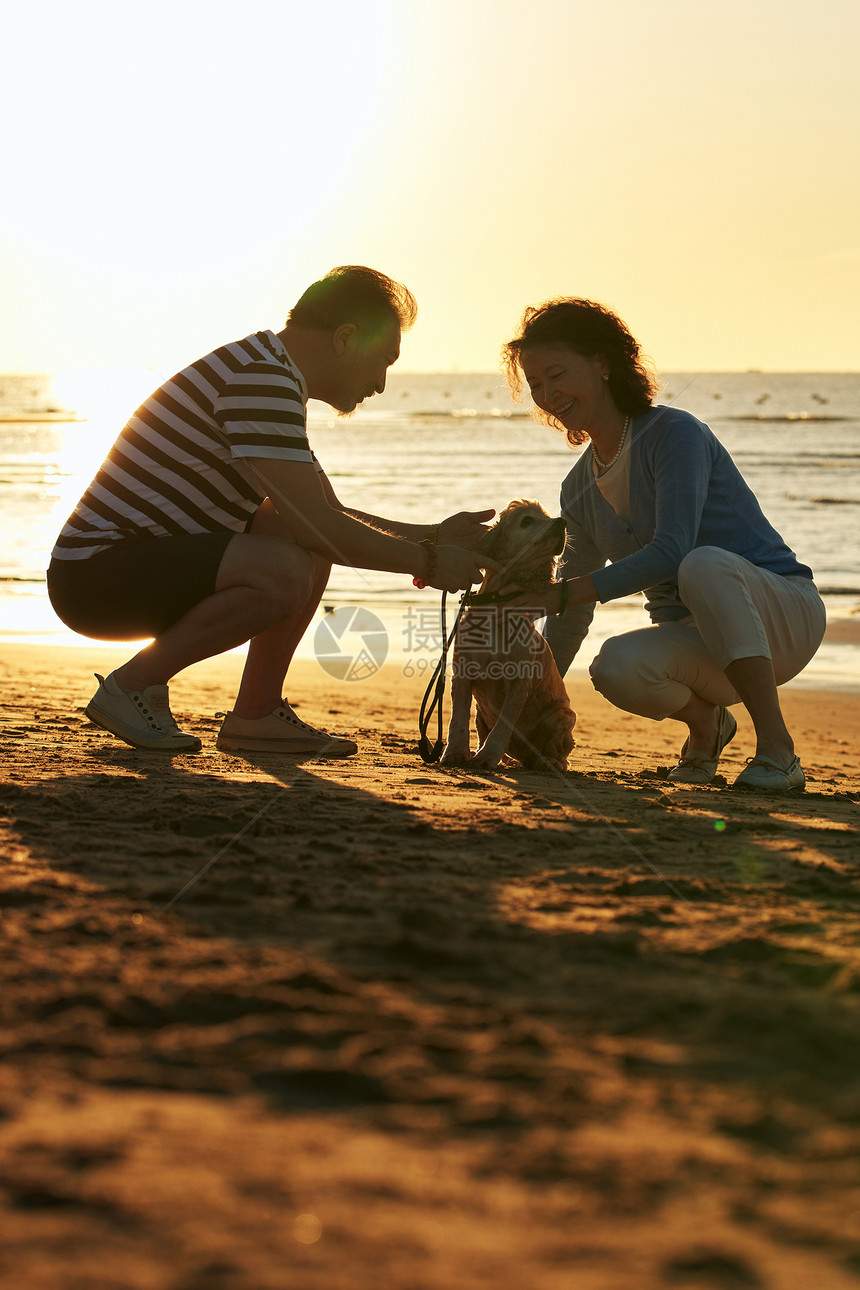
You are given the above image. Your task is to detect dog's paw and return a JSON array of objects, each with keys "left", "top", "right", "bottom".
[
  {"left": 440, "top": 745, "right": 470, "bottom": 767},
  {"left": 469, "top": 750, "right": 503, "bottom": 771}
]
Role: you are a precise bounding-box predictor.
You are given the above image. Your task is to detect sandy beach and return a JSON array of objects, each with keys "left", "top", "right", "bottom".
[{"left": 1, "top": 640, "right": 859, "bottom": 1289}]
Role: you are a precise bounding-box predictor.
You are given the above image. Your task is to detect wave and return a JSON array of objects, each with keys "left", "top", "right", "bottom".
[
  {"left": 786, "top": 496, "right": 860, "bottom": 505},
  {"left": 0, "top": 412, "right": 85, "bottom": 423},
  {"left": 403, "top": 409, "right": 532, "bottom": 420},
  {"left": 732, "top": 452, "right": 860, "bottom": 464},
  {"left": 3, "top": 577, "right": 860, "bottom": 611},
  {"left": 720, "top": 414, "right": 853, "bottom": 423},
  {"left": 371, "top": 409, "right": 857, "bottom": 423}
]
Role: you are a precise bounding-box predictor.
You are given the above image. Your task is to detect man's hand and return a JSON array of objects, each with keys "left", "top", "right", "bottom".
[
  {"left": 430, "top": 544, "right": 501, "bottom": 593},
  {"left": 437, "top": 509, "right": 495, "bottom": 549}
]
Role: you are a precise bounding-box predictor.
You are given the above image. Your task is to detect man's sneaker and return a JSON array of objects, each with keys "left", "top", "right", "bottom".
[
  {"left": 85, "top": 672, "right": 202, "bottom": 752},
  {"left": 216, "top": 704, "right": 357, "bottom": 757},
  {"left": 733, "top": 755, "right": 805, "bottom": 792}
]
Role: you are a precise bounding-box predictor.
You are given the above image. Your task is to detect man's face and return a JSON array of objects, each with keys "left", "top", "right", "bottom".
[{"left": 333, "top": 316, "right": 401, "bottom": 416}]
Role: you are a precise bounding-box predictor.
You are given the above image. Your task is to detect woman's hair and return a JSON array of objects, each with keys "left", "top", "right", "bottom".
[
  {"left": 288, "top": 265, "right": 417, "bottom": 343},
  {"left": 502, "top": 298, "right": 659, "bottom": 444}
]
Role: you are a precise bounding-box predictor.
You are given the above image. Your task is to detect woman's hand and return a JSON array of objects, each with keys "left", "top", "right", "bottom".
[
  {"left": 490, "top": 584, "right": 563, "bottom": 619},
  {"left": 493, "top": 575, "right": 598, "bottom": 617}
]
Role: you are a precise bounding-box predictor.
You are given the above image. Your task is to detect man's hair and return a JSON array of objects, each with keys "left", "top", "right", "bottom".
[{"left": 287, "top": 266, "right": 417, "bottom": 342}]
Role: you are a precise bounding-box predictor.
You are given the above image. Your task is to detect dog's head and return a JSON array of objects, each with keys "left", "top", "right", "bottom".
[{"left": 477, "top": 499, "right": 567, "bottom": 588}]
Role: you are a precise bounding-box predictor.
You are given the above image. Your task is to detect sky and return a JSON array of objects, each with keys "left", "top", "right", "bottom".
[{"left": 1, "top": 0, "right": 858, "bottom": 374}]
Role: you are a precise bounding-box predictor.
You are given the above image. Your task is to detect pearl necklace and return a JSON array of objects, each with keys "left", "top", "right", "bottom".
[{"left": 592, "top": 415, "right": 631, "bottom": 475}]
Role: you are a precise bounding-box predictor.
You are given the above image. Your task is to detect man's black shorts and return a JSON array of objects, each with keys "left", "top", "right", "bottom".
[{"left": 47, "top": 533, "right": 236, "bottom": 640}]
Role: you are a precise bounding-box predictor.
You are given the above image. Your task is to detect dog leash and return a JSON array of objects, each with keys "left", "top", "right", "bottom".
[
  {"left": 416, "top": 586, "right": 523, "bottom": 763},
  {"left": 417, "top": 591, "right": 461, "bottom": 763}
]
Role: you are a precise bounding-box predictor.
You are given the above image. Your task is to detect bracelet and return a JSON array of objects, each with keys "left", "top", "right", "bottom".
[
  {"left": 425, "top": 522, "right": 440, "bottom": 543},
  {"left": 412, "top": 538, "right": 437, "bottom": 589},
  {"left": 556, "top": 578, "right": 569, "bottom": 617}
]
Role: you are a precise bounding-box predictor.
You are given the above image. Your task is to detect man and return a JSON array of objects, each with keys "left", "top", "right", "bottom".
[{"left": 47, "top": 266, "right": 494, "bottom": 755}]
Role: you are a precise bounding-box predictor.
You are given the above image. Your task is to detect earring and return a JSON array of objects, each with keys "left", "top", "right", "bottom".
[{"left": 601, "top": 374, "right": 609, "bottom": 382}]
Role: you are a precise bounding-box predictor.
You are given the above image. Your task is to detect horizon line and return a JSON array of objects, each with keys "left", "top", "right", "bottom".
[{"left": 1, "top": 365, "right": 859, "bottom": 378}]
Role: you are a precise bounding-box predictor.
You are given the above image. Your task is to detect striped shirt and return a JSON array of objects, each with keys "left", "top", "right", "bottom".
[{"left": 51, "top": 330, "right": 323, "bottom": 562}]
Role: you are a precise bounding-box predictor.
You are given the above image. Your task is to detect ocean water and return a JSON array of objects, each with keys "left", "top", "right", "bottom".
[{"left": 1, "top": 368, "right": 858, "bottom": 687}]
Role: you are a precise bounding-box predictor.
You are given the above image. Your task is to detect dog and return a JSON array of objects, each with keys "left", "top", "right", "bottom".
[{"left": 440, "top": 499, "right": 576, "bottom": 772}]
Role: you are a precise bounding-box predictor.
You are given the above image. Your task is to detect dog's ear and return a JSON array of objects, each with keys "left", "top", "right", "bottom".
[
  {"left": 476, "top": 499, "right": 521, "bottom": 560},
  {"left": 475, "top": 519, "right": 504, "bottom": 560}
]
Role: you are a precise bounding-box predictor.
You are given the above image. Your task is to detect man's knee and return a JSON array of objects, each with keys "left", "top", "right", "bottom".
[
  {"left": 219, "top": 537, "right": 316, "bottom": 617},
  {"left": 261, "top": 549, "right": 317, "bottom": 617}
]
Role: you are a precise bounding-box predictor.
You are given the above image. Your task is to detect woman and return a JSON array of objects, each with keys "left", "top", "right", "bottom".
[{"left": 502, "top": 298, "right": 825, "bottom": 791}]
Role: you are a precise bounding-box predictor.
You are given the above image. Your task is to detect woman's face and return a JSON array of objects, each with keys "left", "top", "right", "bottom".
[{"left": 520, "top": 343, "right": 610, "bottom": 439}]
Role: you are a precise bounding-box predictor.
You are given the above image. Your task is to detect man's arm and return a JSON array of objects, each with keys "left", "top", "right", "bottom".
[
  {"left": 343, "top": 504, "right": 496, "bottom": 547},
  {"left": 319, "top": 476, "right": 494, "bottom": 549},
  {"left": 342, "top": 504, "right": 434, "bottom": 543},
  {"left": 248, "top": 456, "right": 492, "bottom": 591}
]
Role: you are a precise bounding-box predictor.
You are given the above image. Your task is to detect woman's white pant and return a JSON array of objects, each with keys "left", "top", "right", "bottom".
[{"left": 589, "top": 547, "right": 826, "bottom": 720}]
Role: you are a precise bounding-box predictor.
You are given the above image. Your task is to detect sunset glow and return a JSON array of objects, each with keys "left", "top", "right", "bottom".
[{"left": 1, "top": 0, "right": 857, "bottom": 374}]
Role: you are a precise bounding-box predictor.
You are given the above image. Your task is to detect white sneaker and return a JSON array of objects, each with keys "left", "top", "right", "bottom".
[
  {"left": 668, "top": 707, "right": 737, "bottom": 785},
  {"left": 733, "top": 755, "right": 805, "bottom": 792},
  {"left": 216, "top": 704, "right": 357, "bottom": 757},
  {"left": 85, "top": 672, "right": 202, "bottom": 752}
]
